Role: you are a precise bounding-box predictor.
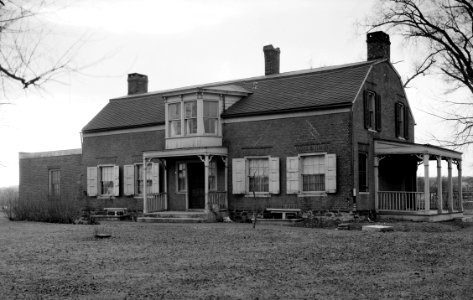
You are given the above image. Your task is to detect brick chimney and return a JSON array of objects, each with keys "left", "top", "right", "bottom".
[
  {"left": 127, "top": 73, "right": 148, "bottom": 95},
  {"left": 367, "top": 31, "right": 390, "bottom": 61},
  {"left": 263, "top": 45, "right": 280, "bottom": 75}
]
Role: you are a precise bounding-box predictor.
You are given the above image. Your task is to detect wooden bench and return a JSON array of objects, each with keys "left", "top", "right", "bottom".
[
  {"left": 104, "top": 207, "right": 128, "bottom": 216},
  {"left": 266, "top": 208, "right": 301, "bottom": 220}
]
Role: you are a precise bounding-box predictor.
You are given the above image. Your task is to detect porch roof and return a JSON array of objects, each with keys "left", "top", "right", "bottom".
[
  {"left": 374, "top": 140, "right": 462, "bottom": 159},
  {"left": 143, "top": 147, "right": 228, "bottom": 159}
]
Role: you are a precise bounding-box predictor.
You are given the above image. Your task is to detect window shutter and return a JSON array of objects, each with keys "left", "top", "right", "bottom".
[
  {"left": 363, "top": 90, "right": 370, "bottom": 129},
  {"left": 151, "top": 163, "right": 160, "bottom": 194},
  {"left": 232, "top": 158, "right": 246, "bottom": 194},
  {"left": 404, "top": 105, "right": 409, "bottom": 139},
  {"left": 395, "top": 103, "right": 400, "bottom": 137},
  {"left": 113, "top": 165, "right": 120, "bottom": 196},
  {"left": 124, "top": 165, "right": 135, "bottom": 196},
  {"left": 325, "top": 154, "right": 337, "bottom": 193},
  {"left": 375, "top": 94, "right": 381, "bottom": 131},
  {"left": 286, "top": 156, "right": 299, "bottom": 194},
  {"left": 87, "top": 167, "right": 98, "bottom": 196},
  {"left": 269, "top": 157, "right": 280, "bottom": 194}
]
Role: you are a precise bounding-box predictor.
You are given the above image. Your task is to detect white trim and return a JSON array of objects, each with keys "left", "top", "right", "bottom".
[
  {"left": 144, "top": 147, "right": 228, "bottom": 159},
  {"left": 82, "top": 125, "right": 164, "bottom": 137},
  {"left": 19, "top": 149, "right": 82, "bottom": 159},
  {"left": 223, "top": 108, "right": 350, "bottom": 124}
]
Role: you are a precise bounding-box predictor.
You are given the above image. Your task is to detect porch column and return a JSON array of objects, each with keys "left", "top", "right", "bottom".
[
  {"left": 223, "top": 156, "right": 228, "bottom": 208},
  {"left": 436, "top": 156, "right": 443, "bottom": 214},
  {"left": 423, "top": 154, "right": 430, "bottom": 212},
  {"left": 374, "top": 157, "right": 379, "bottom": 212},
  {"left": 204, "top": 155, "right": 210, "bottom": 212},
  {"left": 458, "top": 160, "right": 463, "bottom": 212},
  {"left": 163, "top": 160, "right": 168, "bottom": 211},
  {"left": 447, "top": 158, "right": 454, "bottom": 213},
  {"left": 143, "top": 157, "right": 148, "bottom": 214}
]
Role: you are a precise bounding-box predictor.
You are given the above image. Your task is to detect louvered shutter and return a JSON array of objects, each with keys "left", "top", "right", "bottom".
[
  {"left": 325, "top": 154, "right": 337, "bottom": 193},
  {"left": 363, "top": 90, "right": 370, "bottom": 129},
  {"left": 124, "top": 165, "right": 135, "bottom": 196},
  {"left": 113, "top": 165, "right": 120, "bottom": 196},
  {"left": 269, "top": 157, "right": 280, "bottom": 194},
  {"left": 404, "top": 105, "right": 409, "bottom": 139},
  {"left": 151, "top": 163, "right": 160, "bottom": 194},
  {"left": 395, "top": 102, "right": 400, "bottom": 137},
  {"left": 286, "top": 156, "right": 299, "bottom": 194},
  {"left": 375, "top": 94, "right": 381, "bottom": 131},
  {"left": 87, "top": 167, "right": 98, "bottom": 196},
  {"left": 232, "top": 158, "right": 246, "bottom": 194}
]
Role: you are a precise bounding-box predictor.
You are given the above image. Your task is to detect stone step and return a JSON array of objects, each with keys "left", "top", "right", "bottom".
[{"left": 137, "top": 217, "right": 205, "bottom": 223}]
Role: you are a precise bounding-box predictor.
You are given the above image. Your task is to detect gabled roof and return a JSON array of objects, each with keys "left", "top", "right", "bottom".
[{"left": 82, "top": 60, "right": 380, "bottom": 133}]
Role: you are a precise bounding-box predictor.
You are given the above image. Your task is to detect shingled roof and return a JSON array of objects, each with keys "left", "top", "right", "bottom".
[{"left": 82, "top": 60, "right": 380, "bottom": 133}]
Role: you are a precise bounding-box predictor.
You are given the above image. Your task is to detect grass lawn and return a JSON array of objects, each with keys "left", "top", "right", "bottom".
[{"left": 1, "top": 216, "right": 473, "bottom": 299}]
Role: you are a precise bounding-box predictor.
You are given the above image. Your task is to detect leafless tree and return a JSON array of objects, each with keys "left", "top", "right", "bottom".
[
  {"left": 0, "top": 0, "right": 77, "bottom": 94},
  {"left": 367, "top": 0, "right": 473, "bottom": 147}
]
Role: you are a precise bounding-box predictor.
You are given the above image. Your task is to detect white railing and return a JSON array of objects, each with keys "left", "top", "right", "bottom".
[
  {"left": 146, "top": 193, "right": 166, "bottom": 213},
  {"left": 208, "top": 191, "right": 227, "bottom": 210},
  {"left": 378, "top": 191, "right": 425, "bottom": 212}
]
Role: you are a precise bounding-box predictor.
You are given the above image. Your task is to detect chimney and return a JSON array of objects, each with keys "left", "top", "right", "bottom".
[
  {"left": 127, "top": 73, "right": 148, "bottom": 95},
  {"left": 367, "top": 31, "right": 390, "bottom": 61},
  {"left": 263, "top": 45, "right": 280, "bottom": 75}
]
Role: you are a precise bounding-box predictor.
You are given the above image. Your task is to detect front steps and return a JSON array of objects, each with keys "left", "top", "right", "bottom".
[{"left": 137, "top": 211, "right": 208, "bottom": 223}]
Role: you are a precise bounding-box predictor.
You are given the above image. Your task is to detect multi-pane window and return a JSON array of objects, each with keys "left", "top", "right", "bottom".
[
  {"left": 177, "top": 163, "right": 187, "bottom": 192},
  {"left": 204, "top": 101, "right": 219, "bottom": 134},
  {"left": 100, "top": 166, "right": 114, "bottom": 195},
  {"left": 209, "top": 160, "right": 217, "bottom": 191},
  {"left": 136, "top": 164, "right": 152, "bottom": 195},
  {"left": 248, "top": 158, "right": 269, "bottom": 193},
  {"left": 395, "top": 102, "right": 409, "bottom": 139},
  {"left": 49, "top": 169, "right": 60, "bottom": 197},
  {"left": 185, "top": 101, "right": 197, "bottom": 134},
  {"left": 358, "top": 152, "right": 368, "bottom": 192},
  {"left": 168, "top": 102, "right": 181, "bottom": 137},
  {"left": 301, "top": 155, "right": 325, "bottom": 192},
  {"left": 364, "top": 90, "right": 381, "bottom": 131}
]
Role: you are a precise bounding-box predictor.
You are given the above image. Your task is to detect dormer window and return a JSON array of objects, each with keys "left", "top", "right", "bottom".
[
  {"left": 168, "top": 102, "right": 181, "bottom": 137},
  {"left": 204, "top": 101, "right": 218, "bottom": 134}
]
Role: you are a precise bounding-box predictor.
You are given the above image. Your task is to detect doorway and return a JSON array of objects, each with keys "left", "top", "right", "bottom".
[{"left": 187, "top": 162, "right": 205, "bottom": 209}]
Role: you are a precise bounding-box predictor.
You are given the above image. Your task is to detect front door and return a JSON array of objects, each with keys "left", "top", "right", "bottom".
[{"left": 188, "top": 163, "right": 205, "bottom": 209}]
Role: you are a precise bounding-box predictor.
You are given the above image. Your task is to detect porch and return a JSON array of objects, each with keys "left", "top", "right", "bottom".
[{"left": 374, "top": 140, "right": 463, "bottom": 221}]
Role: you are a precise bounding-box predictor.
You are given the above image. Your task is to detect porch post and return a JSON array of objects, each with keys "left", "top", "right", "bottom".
[
  {"left": 458, "top": 160, "right": 463, "bottom": 212},
  {"left": 204, "top": 155, "right": 210, "bottom": 212},
  {"left": 223, "top": 156, "right": 229, "bottom": 209},
  {"left": 436, "top": 156, "right": 443, "bottom": 214},
  {"left": 374, "top": 157, "right": 379, "bottom": 212},
  {"left": 448, "top": 158, "right": 454, "bottom": 213},
  {"left": 423, "top": 154, "right": 430, "bottom": 213},
  {"left": 143, "top": 157, "right": 148, "bottom": 214},
  {"left": 163, "top": 160, "right": 168, "bottom": 211}
]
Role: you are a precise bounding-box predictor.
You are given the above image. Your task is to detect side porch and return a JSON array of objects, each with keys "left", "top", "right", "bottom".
[{"left": 374, "top": 140, "right": 463, "bottom": 221}]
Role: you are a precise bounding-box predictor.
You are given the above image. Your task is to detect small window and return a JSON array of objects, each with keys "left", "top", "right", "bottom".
[
  {"left": 203, "top": 101, "right": 219, "bottom": 134},
  {"left": 395, "top": 102, "right": 409, "bottom": 139},
  {"left": 358, "top": 152, "right": 368, "bottom": 192},
  {"left": 209, "top": 160, "right": 217, "bottom": 191},
  {"left": 100, "top": 166, "right": 115, "bottom": 196},
  {"left": 301, "top": 155, "right": 325, "bottom": 192},
  {"left": 49, "top": 169, "right": 60, "bottom": 197},
  {"left": 364, "top": 90, "right": 381, "bottom": 131},
  {"left": 168, "top": 102, "right": 181, "bottom": 137},
  {"left": 177, "top": 163, "right": 187, "bottom": 192},
  {"left": 248, "top": 158, "right": 269, "bottom": 193},
  {"left": 184, "top": 101, "right": 197, "bottom": 134}
]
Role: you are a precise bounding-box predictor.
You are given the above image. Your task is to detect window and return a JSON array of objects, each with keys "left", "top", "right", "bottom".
[
  {"left": 364, "top": 90, "right": 381, "bottom": 131},
  {"left": 301, "top": 155, "right": 325, "bottom": 192},
  {"left": 100, "top": 166, "right": 115, "bottom": 195},
  {"left": 123, "top": 163, "right": 159, "bottom": 196},
  {"left": 87, "top": 166, "right": 119, "bottom": 197},
  {"left": 49, "top": 169, "right": 60, "bottom": 197},
  {"left": 209, "top": 160, "right": 217, "bottom": 191},
  {"left": 248, "top": 158, "right": 269, "bottom": 193},
  {"left": 204, "top": 101, "right": 219, "bottom": 134},
  {"left": 136, "top": 164, "right": 152, "bottom": 195},
  {"left": 168, "top": 102, "right": 181, "bottom": 137},
  {"left": 177, "top": 163, "right": 187, "bottom": 192},
  {"left": 185, "top": 101, "right": 197, "bottom": 134},
  {"left": 358, "top": 152, "right": 368, "bottom": 192},
  {"left": 395, "top": 102, "right": 409, "bottom": 139}
]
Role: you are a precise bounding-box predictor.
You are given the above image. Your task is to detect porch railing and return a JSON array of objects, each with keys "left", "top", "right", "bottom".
[
  {"left": 208, "top": 191, "right": 227, "bottom": 210},
  {"left": 378, "top": 192, "right": 425, "bottom": 211},
  {"left": 146, "top": 192, "right": 166, "bottom": 213},
  {"left": 429, "top": 192, "right": 460, "bottom": 211}
]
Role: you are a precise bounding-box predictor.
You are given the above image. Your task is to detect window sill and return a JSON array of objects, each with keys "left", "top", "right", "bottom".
[
  {"left": 297, "top": 192, "right": 327, "bottom": 197},
  {"left": 359, "top": 192, "right": 370, "bottom": 195},
  {"left": 368, "top": 129, "right": 379, "bottom": 133},
  {"left": 245, "top": 193, "right": 271, "bottom": 198},
  {"left": 97, "top": 195, "right": 116, "bottom": 200}
]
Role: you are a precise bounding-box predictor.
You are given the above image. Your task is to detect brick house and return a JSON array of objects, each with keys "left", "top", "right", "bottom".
[{"left": 19, "top": 31, "right": 464, "bottom": 221}]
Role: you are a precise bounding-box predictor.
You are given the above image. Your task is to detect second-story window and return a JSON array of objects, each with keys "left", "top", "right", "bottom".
[
  {"left": 395, "top": 102, "right": 409, "bottom": 139},
  {"left": 364, "top": 90, "right": 381, "bottom": 132},
  {"left": 204, "top": 101, "right": 218, "bottom": 134},
  {"left": 185, "top": 101, "right": 197, "bottom": 134},
  {"left": 168, "top": 102, "right": 181, "bottom": 137}
]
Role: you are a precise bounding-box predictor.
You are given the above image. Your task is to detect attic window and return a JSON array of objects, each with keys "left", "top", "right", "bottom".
[
  {"left": 395, "top": 102, "right": 409, "bottom": 139},
  {"left": 364, "top": 90, "right": 381, "bottom": 132}
]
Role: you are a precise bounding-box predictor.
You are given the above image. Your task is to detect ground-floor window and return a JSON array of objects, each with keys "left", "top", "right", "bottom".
[
  {"left": 232, "top": 156, "right": 279, "bottom": 195},
  {"left": 177, "top": 162, "right": 187, "bottom": 192},
  {"left": 301, "top": 155, "right": 325, "bottom": 192},
  {"left": 100, "top": 166, "right": 115, "bottom": 196},
  {"left": 49, "top": 169, "right": 60, "bottom": 197},
  {"left": 136, "top": 164, "right": 152, "bottom": 195},
  {"left": 248, "top": 158, "right": 269, "bottom": 193},
  {"left": 358, "top": 152, "right": 368, "bottom": 192},
  {"left": 209, "top": 160, "right": 217, "bottom": 191}
]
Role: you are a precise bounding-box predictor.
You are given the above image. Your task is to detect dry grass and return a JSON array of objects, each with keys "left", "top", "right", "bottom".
[{"left": 1, "top": 216, "right": 473, "bottom": 299}]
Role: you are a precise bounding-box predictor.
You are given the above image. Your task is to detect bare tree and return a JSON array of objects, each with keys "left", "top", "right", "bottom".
[
  {"left": 0, "top": 0, "right": 77, "bottom": 94},
  {"left": 367, "top": 0, "right": 473, "bottom": 146}
]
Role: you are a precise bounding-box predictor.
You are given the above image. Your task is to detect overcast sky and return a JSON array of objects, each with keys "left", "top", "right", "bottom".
[{"left": 0, "top": 0, "right": 471, "bottom": 187}]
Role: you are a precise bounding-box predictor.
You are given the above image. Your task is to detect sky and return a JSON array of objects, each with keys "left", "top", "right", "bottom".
[{"left": 0, "top": 0, "right": 471, "bottom": 187}]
